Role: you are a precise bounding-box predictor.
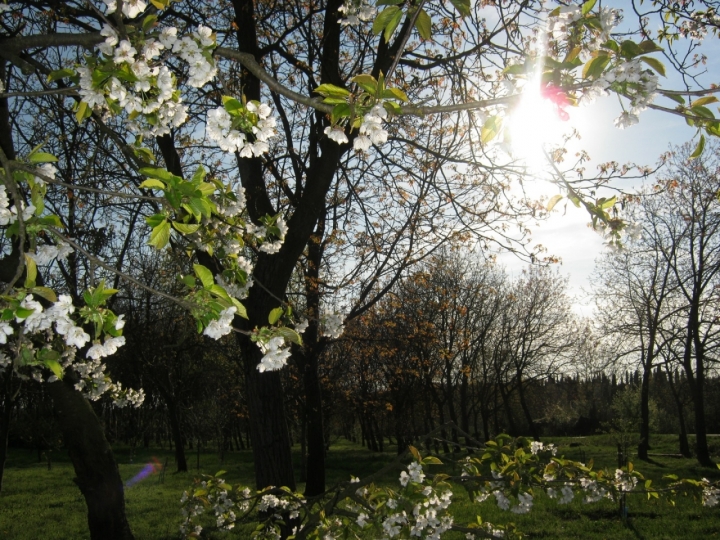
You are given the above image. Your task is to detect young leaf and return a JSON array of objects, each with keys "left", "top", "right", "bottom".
[
  {"left": 546, "top": 194, "right": 563, "bottom": 212},
  {"left": 28, "top": 152, "right": 58, "bottom": 164},
  {"left": 384, "top": 8, "right": 404, "bottom": 43},
  {"left": 47, "top": 68, "right": 76, "bottom": 83},
  {"left": 268, "top": 307, "right": 284, "bottom": 325},
  {"left": 581, "top": 0, "right": 597, "bottom": 16},
  {"left": 480, "top": 115, "right": 502, "bottom": 144},
  {"left": 641, "top": 56, "right": 666, "bottom": 77},
  {"left": 24, "top": 254, "right": 37, "bottom": 288},
  {"left": 373, "top": 6, "right": 401, "bottom": 36},
  {"left": 690, "top": 134, "right": 705, "bottom": 159},
  {"left": 449, "top": 0, "right": 471, "bottom": 17},
  {"left": 415, "top": 8, "right": 432, "bottom": 40},
  {"left": 30, "top": 286, "right": 57, "bottom": 303},
  {"left": 314, "top": 83, "right": 351, "bottom": 98},
  {"left": 171, "top": 222, "right": 200, "bottom": 235},
  {"left": 193, "top": 264, "right": 214, "bottom": 289},
  {"left": 148, "top": 220, "right": 171, "bottom": 249},
  {"left": 582, "top": 54, "right": 610, "bottom": 80},
  {"left": 138, "top": 178, "right": 166, "bottom": 190},
  {"left": 43, "top": 358, "right": 64, "bottom": 380},
  {"left": 691, "top": 96, "right": 719, "bottom": 108}
]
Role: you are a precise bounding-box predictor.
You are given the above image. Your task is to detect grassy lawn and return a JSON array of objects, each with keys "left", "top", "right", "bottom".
[{"left": 0, "top": 435, "right": 718, "bottom": 539}]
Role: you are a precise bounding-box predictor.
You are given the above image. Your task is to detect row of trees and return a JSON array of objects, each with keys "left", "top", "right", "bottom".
[{"left": 595, "top": 143, "right": 720, "bottom": 465}]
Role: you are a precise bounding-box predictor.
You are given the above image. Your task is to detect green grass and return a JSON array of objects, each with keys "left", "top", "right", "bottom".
[{"left": 0, "top": 436, "right": 719, "bottom": 539}]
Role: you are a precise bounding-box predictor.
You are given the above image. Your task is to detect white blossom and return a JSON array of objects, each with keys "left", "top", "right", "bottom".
[
  {"left": 257, "top": 336, "right": 291, "bottom": 372},
  {"left": 203, "top": 307, "right": 237, "bottom": 340}
]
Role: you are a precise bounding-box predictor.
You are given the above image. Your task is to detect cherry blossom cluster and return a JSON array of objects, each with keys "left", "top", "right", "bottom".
[
  {"left": 78, "top": 20, "right": 217, "bottom": 137},
  {"left": 324, "top": 103, "right": 390, "bottom": 152},
  {"left": 677, "top": 9, "right": 720, "bottom": 40},
  {"left": 256, "top": 336, "right": 291, "bottom": 372},
  {"left": 205, "top": 100, "right": 277, "bottom": 157},
  {"left": 0, "top": 292, "right": 144, "bottom": 408},
  {"left": 338, "top": 0, "right": 377, "bottom": 26},
  {"left": 0, "top": 184, "right": 35, "bottom": 226},
  {"left": 322, "top": 311, "right": 345, "bottom": 339}
]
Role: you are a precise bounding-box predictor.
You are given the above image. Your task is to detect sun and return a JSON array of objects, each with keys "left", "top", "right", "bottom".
[{"left": 507, "top": 78, "right": 571, "bottom": 178}]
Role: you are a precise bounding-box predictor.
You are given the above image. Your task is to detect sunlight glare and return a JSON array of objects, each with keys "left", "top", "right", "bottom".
[{"left": 507, "top": 80, "right": 568, "bottom": 178}]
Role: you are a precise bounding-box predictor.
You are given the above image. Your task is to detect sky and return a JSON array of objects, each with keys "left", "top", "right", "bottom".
[
  {"left": 499, "top": 70, "right": 720, "bottom": 317},
  {"left": 497, "top": 26, "right": 719, "bottom": 318}
]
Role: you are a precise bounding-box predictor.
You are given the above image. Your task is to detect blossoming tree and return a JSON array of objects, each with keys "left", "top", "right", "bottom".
[{"left": 0, "top": 0, "right": 719, "bottom": 537}]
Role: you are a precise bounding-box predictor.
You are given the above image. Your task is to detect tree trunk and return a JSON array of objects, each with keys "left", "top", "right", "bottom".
[
  {"left": 517, "top": 379, "right": 539, "bottom": 440},
  {"left": 0, "top": 370, "right": 15, "bottom": 492},
  {"left": 638, "top": 355, "right": 652, "bottom": 461},
  {"left": 47, "top": 378, "right": 134, "bottom": 540},
  {"left": 241, "top": 336, "right": 296, "bottom": 490},
  {"left": 166, "top": 397, "right": 188, "bottom": 473}
]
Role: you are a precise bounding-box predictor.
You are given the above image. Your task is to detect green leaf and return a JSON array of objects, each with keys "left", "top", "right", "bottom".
[
  {"left": 191, "top": 165, "right": 207, "bottom": 184},
  {"left": 331, "top": 103, "right": 352, "bottom": 124},
  {"left": 661, "top": 92, "right": 685, "bottom": 105},
  {"left": 690, "top": 134, "right": 705, "bottom": 159},
  {"left": 230, "top": 298, "right": 248, "bottom": 319},
  {"left": 268, "top": 307, "right": 284, "bottom": 325},
  {"left": 30, "top": 286, "right": 57, "bottom": 303},
  {"left": 24, "top": 254, "right": 37, "bottom": 288},
  {"left": 582, "top": 54, "right": 610, "bottom": 80},
  {"left": 546, "top": 194, "right": 563, "bottom": 212},
  {"left": 145, "top": 213, "right": 167, "bottom": 228},
  {"left": 415, "top": 8, "right": 432, "bottom": 40},
  {"left": 449, "top": 0, "right": 471, "bottom": 17},
  {"left": 15, "top": 307, "right": 34, "bottom": 319},
  {"left": 640, "top": 56, "right": 666, "bottom": 77},
  {"left": 376, "top": 0, "right": 402, "bottom": 5},
  {"left": 581, "top": 0, "right": 597, "bottom": 16},
  {"left": 139, "top": 167, "right": 181, "bottom": 183},
  {"left": 142, "top": 14, "right": 158, "bottom": 32},
  {"left": 209, "top": 284, "right": 231, "bottom": 301},
  {"left": 638, "top": 41, "right": 664, "bottom": 54},
  {"left": 47, "top": 68, "right": 76, "bottom": 83},
  {"left": 352, "top": 74, "right": 378, "bottom": 94},
  {"left": 171, "top": 222, "right": 200, "bottom": 235},
  {"left": 138, "top": 178, "right": 166, "bottom": 189},
  {"left": 75, "top": 101, "right": 89, "bottom": 123},
  {"left": 193, "top": 264, "right": 214, "bottom": 289},
  {"left": 620, "top": 40, "right": 642, "bottom": 59},
  {"left": 383, "top": 87, "right": 409, "bottom": 103},
  {"left": 599, "top": 195, "right": 617, "bottom": 209},
  {"left": 383, "top": 8, "right": 404, "bottom": 43},
  {"left": 422, "top": 456, "right": 443, "bottom": 465},
  {"left": 691, "top": 96, "right": 719, "bottom": 107},
  {"left": 409, "top": 445, "right": 422, "bottom": 462},
  {"left": 148, "top": 220, "right": 171, "bottom": 249},
  {"left": 43, "top": 358, "right": 64, "bottom": 379},
  {"left": 222, "top": 97, "right": 245, "bottom": 115},
  {"left": 480, "top": 115, "right": 502, "bottom": 144},
  {"left": 182, "top": 275, "right": 197, "bottom": 288},
  {"left": 275, "top": 326, "right": 301, "bottom": 345},
  {"left": 690, "top": 105, "right": 714, "bottom": 119},
  {"left": 314, "top": 83, "right": 350, "bottom": 98},
  {"left": 373, "top": 6, "right": 401, "bottom": 36}
]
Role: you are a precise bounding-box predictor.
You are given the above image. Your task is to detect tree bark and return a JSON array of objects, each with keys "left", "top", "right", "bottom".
[
  {"left": 47, "top": 378, "right": 134, "bottom": 540},
  {"left": 166, "top": 396, "right": 188, "bottom": 473}
]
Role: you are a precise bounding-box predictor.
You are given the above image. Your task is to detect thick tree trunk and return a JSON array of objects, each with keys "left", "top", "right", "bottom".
[
  {"left": 0, "top": 370, "right": 14, "bottom": 492},
  {"left": 517, "top": 379, "right": 539, "bottom": 440},
  {"left": 47, "top": 378, "right": 133, "bottom": 540},
  {"left": 166, "top": 397, "right": 188, "bottom": 473},
  {"left": 241, "top": 336, "right": 296, "bottom": 490},
  {"left": 638, "top": 351, "right": 653, "bottom": 461}
]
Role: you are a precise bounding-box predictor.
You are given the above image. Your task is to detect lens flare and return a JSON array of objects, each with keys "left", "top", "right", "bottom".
[{"left": 125, "top": 457, "right": 162, "bottom": 487}]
